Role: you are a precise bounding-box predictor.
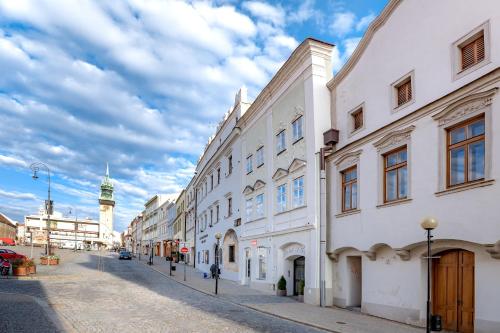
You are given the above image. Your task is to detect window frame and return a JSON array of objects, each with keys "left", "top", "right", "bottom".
[
  {"left": 256, "top": 146, "right": 264, "bottom": 167},
  {"left": 276, "top": 130, "right": 286, "bottom": 155},
  {"left": 292, "top": 116, "right": 303, "bottom": 143},
  {"left": 292, "top": 176, "right": 305, "bottom": 208},
  {"left": 351, "top": 107, "right": 364, "bottom": 133},
  {"left": 383, "top": 146, "right": 408, "bottom": 203},
  {"left": 255, "top": 193, "right": 264, "bottom": 218},
  {"left": 246, "top": 154, "right": 253, "bottom": 174},
  {"left": 391, "top": 71, "right": 415, "bottom": 112},
  {"left": 446, "top": 114, "right": 485, "bottom": 188},
  {"left": 227, "top": 197, "right": 232, "bottom": 217},
  {"left": 276, "top": 183, "right": 287, "bottom": 213},
  {"left": 228, "top": 245, "right": 235, "bottom": 263},
  {"left": 228, "top": 155, "right": 233, "bottom": 175},
  {"left": 245, "top": 198, "right": 253, "bottom": 221},
  {"left": 452, "top": 21, "right": 490, "bottom": 81},
  {"left": 341, "top": 166, "right": 358, "bottom": 212}
]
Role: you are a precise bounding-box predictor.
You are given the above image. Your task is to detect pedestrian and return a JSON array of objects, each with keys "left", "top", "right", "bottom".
[{"left": 210, "top": 263, "right": 216, "bottom": 278}]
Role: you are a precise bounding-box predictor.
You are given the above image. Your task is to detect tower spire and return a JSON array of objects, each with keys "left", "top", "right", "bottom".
[{"left": 106, "top": 162, "right": 109, "bottom": 178}]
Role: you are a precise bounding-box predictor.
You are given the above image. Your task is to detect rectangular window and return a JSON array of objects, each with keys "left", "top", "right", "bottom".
[
  {"left": 217, "top": 168, "right": 221, "bottom": 184},
  {"left": 228, "top": 155, "right": 233, "bottom": 175},
  {"left": 210, "top": 209, "right": 213, "bottom": 227},
  {"left": 216, "top": 205, "right": 220, "bottom": 223},
  {"left": 447, "top": 116, "right": 485, "bottom": 187},
  {"left": 245, "top": 199, "right": 253, "bottom": 221},
  {"left": 342, "top": 166, "right": 358, "bottom": 211},
  {"left": 246, "top": 155, "right": 253, "bottom": 174},
  {"left": 227, "top": 197, "right": 232, "bottom": 216},
  {"left": 276, "top": 130, "right": 286, "bottom": 154},
  {"left": 384, "top": 147, "right": 408, "bottom": 202},
  {"left": 228, "top": 245, "right": 235, "bottom": 263},
  {"left": 292, "top": 116, "right": 303, "bottom": 142},
  {"left": 277, "top": 184, "right": 287, "bottom": 212},
  {"left": 293, "top": 176, "right": 305, "bottom": 207},
  {"left": 258, "top": 247, "right": 267, "bottom": 280},
  {"left": 461, "top": 34, "right": 485, "bottom": 71},
  {"left": 204, "top": 250, "right": 209, "bottom": 264},
  {"left": 255, "top": 193, "right": 264, "bottom": 217},
  {"left": 396, "top": 80, "right": 412, "bottom": 107},
  {"left": 352, "top": 108, "right": 363, "bottom": 131},
  {"left": 210, "top": 175, "right": 213, "bottom": 190},
  {"left": 256, "top": 146, "right": 264, "bottom": 167}
]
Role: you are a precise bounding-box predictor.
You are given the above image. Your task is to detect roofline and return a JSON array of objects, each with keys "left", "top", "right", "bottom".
[{"left": 326, "top": 0, "right": 401, "bottom": 90}]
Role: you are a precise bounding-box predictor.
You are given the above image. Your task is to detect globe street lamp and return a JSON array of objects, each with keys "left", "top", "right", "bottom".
[
  {"left": 214, "top": 232, "right": 222, "bottom": 295},
  {"left": 30, "top": 162, "right": 52, "bottom": 256},
  {"left": 421, "top": 217, "right": 438, "bottom": 333}
]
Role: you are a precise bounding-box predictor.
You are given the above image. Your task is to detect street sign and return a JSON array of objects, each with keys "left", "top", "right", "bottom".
[
  {"left": 33, "top": 230, "right": 47, "bottom": 244},
  {"left": 180, "top": 247, "right": 189, "bottom": 254}
]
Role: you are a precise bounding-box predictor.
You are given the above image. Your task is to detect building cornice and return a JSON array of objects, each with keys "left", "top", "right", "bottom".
[{"left": 326, "top": 0, "right": 401, "bottom": 90}]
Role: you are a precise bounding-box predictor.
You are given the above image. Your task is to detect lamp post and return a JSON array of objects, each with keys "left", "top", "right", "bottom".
[
  {"left": 421, "top": 217, "right": 438, "bottom": 333},
  {"left": 30, "top": 162, "right": 52, "bottom": 256},
  {"left": 214, "top": 232, "right": 222, "bottom": 295},
  {"left": 68, "top": 207, "right": 78, "bottom": 252}
]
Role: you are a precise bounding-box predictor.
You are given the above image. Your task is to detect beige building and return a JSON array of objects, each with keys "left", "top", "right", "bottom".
[
  {"left": 173, "top": 190, "right": 185, "bottom": 242},
  {"left": 0, "top": 212, "right": 17, "bottom": 243}
]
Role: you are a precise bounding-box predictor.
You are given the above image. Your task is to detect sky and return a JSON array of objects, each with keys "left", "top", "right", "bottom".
[{"left": 0, "top": 0, "right": 387, "bottom": 232}]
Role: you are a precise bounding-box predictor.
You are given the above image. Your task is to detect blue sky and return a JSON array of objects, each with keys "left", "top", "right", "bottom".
[{"left": 0, "top": 0, "right": 387, "bottom": 231}]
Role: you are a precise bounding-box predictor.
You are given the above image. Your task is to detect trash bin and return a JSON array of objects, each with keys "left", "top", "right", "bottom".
[
  {"left": 431, "top": 315, "right": 442, "bottom": 331},
  {"left": 171, "top": 265, "right": 176, "bottom": 271}
]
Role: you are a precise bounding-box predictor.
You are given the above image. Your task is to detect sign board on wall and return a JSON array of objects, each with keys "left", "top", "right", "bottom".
[
  {"left": 250, "top": 240, "right": 257, "bottom": 246},
  {"left": 32, "top": 230, "right": 47, "bottom": 245}
]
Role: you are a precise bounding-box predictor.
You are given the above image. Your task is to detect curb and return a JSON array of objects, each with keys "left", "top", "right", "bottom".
[{"left": 137, "top": 259, "right": 340, "bottom": 333}]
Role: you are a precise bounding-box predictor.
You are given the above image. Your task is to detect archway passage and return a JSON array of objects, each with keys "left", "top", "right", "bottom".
[
  {"left": 293, "top": 256, "right": 305, "bottom": 296},
  {"left": 433, "top": 250, "right": 474, "bottom": 333}
]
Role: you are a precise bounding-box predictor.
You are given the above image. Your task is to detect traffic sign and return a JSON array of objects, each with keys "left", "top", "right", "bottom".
[{"left": 180, "top": 247, "right": 189, "bottom": 253}]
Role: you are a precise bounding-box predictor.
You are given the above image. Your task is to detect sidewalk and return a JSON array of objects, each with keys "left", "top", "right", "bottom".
[{"left": 137, "top": 256, "right": 424, "bottom": 333}]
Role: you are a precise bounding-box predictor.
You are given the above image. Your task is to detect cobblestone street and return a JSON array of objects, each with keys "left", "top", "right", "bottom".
[{"left": 0, "top": 248, "right": 327, "bottom": 333}]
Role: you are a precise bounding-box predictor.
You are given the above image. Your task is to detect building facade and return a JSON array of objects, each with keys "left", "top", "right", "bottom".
[
  {"left": 324, "top": 1, "right": 500, "bottom": 332},
  {"left": 0, "top": 212, "right": 17, "bottom": 242}
]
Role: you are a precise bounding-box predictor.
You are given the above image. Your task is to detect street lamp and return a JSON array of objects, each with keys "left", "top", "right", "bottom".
[
  {"left": 68, "top": 207, "right": 78, "bottom": 252},
  {"left": 30, "top": 162, "right": 52, "bottom": 256},
  {"left": 214, "top": 232, "right": 222, "bottom": 295},
  {"left": 421, "top": 217, "right": 438, "bottom": 333}
]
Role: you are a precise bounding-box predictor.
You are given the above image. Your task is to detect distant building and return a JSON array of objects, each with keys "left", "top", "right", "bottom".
[{"left": 0, "top": 212, "right": 17, "bottom": 243}]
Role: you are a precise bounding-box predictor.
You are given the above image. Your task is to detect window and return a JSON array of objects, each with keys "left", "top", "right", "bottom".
[
  {"left": 209, "top": 209, "right": 213, "bottom": 227},
  {"left": 396, "top": 79, "right": 412, "bottom": 107},
  {"left": 276, "top": 184, "right": 287, "bottom": 212},
  {"left": 258, "top": 247, "right": 267, "bottom": 280},
  {"left": 342, "top": 167, "right": 357, "bottom": 211},
  {"left": 276, "top": 130, "right": 286, "bottom": 154},
  {"left": 227, "top": 197, "right": 232, "bottom": 217},
  {"left": 204, "top": 250, "right": 209, "bottom": 264},
  {"left": 245, "top": 199, "right": 253, "bottom": 221},
  {"left": 216, "top": 205, "right": 220, "bottom": 223},
  {"left": 228, "top": 245, "right": 235, "bottom": 263},
  {"left": 447, "top": 116, "right": 485, "bottom": 187},
  {"left": 384, "top": 147, "right": 408, "bottom": 202},
  {"left": 256, "top": 146, "right": 264, "bottom": 167},
  {"left": 217, "top": 168, "right": 221, "bottom": 184},
  {"left": 293, "top": 176, "right": 304, "bottom": 207},
  {"left": 461, "top": 34, "right": 485, "bottom": 71},
  {"left": 246, "top": 155, "right": 253, "bottom": 174},
  {"left": 210, "top": 174, "right": 213, "bottom": 190},
  {"left": 255, "top": 193, "right": 264, "bottom": 217},
  {"left": 352, "top": 108, "right": 363, "bottom": 132},
  {"left": 228, "top": 155, "right": 233, "bottom": 175},
  {"left": 292, "top": 116, "right": 303, "bottom": 142}
]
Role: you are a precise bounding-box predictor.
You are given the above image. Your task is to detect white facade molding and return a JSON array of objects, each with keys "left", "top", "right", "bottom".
[{"left": 373, "top": 125, "right": 415, "bottom": 152}]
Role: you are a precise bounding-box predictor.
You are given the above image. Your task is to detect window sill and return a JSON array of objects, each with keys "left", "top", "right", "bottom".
[
  {"left": 247, "top": 171, "right": 253, "bottom": 175},
  {"left": 274, "top": 204, "right": 306, "bottom": 216},
  {"left": 246, "top": 216, "right": 266, "bottom": 224},
  {"left": 335, "top": 209, "right": 361, "bottom": 218},
  {"left": 257, "top": 163, "right": 264, "bottom": 168},
  {"left": 292, "top": 137, "right": 304, "bottom": 145},
  {"left": 276, "top": 149, "right": 286, "bottom": 156},
  {"left": 376, "top": 198, "right": 412, "bottom": 209},
  {"left": 435, "top": 179, "right": 494, "bottom": 197},
  {"left": 392, "top": 99, "right": 415, "bottom": 113}
]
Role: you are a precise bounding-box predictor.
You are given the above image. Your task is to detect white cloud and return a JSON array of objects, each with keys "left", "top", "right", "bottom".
[
  {"left": 288, "top": 0, "right": 319, "bottom": 24},
  {"left": 0, "top": 154, "right": 27, "bottom": 168},
  {"left": 242, "top": 1, "right": 285, "bottom": 26},
  {"left": 356, "top": 13, "right": 376, "bottom": 31},
  {"left": 0, "top": 188, "right": 37, "bottom": 200},
  {"left": 330, "top": 12, "right": 356, "bottom": 37},
  {"left": 343, "top": 37, "right": 362, "bottom": 59}
]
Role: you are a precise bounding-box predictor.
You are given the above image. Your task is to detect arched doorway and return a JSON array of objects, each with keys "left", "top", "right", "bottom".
[
  {"left": 433, "top": 249, "right": 474, "bottom": 333},
  {"left": 293, "top": 256, "right": 305, "bottom": 296}
]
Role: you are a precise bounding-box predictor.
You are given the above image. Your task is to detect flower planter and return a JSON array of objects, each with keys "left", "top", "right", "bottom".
[
  {"left": 29, "top": 265, "right": 36, "bottom": 274},
  {"left": 13, "top": 267, "right": 28, "bottom": 276},
  {"left": 40, "top": 258, "right": 48, "bottom": 265},
  {"left": 276, "top": 289, "right": 287, "bottom": 297},
  {"left": 48, "top": 259, "right": 59, "bottom": 265}
]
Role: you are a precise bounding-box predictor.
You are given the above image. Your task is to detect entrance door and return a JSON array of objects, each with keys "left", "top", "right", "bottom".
[
  {"left": 293, "top": 256, "right": 305, "bottom": 296},
  {"left": 346, "top": 256, "right": 362, "bottom": 308},
  {"left": 433, "top": 250, "right": 474, "bottom": 333}
]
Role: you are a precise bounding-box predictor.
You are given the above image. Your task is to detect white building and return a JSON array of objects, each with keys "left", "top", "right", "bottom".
[
  {"left": 324, "top": 1, "right": 500, "bottom": 332},
  {"left": 185, "top": 181, "right": 196, "bottom": 265},
  {"left": 238, "top": 39, "right": 333, "bottom": 303},
  {"left": 193, "top": 88, "right": 250, "bottom": 281},
  {"left": 142, "top": 195, "right": 170, "bottom": 256},
  {"left": 157, "top": 198, "right": 176, "bottom": 257}
]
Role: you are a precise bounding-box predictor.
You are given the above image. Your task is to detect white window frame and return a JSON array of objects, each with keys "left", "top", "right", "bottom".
[
  {"left": 292, "top": 116, "right": 303, "bottom": 143},
  {"left": 292, "top": 176, "right": 305, "bottom": 208},
  {"left": 245, "top": 198, "right": 253, "bottom": 221},
  {"left": 390, "top": 70, "right": 415, "bottom": 112},
  {"left": 246, "top": 154, "right": 253, "bottom": 174},
  {"left": 276, "top": 183, "right": 287, "bottom": 213},
  {"left": 256, "top": 146, "right": 264, "bottom": 167},
  {"left": 255, "top": 193, "right": 264, "bottom": 218},
  {"left": 276, "top": 130, "right": 286, "bottom": 154}
]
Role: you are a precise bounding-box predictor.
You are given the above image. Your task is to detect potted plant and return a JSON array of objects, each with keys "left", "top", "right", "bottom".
[
  {"left": 12, "top": 259, "right": 28, "bottom": 276},
  {"left": 26, "top": 259, "right": 36, "bottom": 274},
  {"left": 276, "top": 275, "right": 287, "bottom": 296},
  {"left": 48, "top": 255, "right": 60, "bottom": 265},
  {"left": 40, "top": 256, "right": 48, "bottom": 265},
  {"left": 297, "top": 280, "right": 305, "bottom": 302}
]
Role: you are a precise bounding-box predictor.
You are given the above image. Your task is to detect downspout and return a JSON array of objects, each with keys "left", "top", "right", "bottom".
[{"left": 319, "top": 146, "right": 332, "bottom": 307}]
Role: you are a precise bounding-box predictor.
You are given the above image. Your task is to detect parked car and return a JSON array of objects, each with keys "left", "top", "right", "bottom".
[
  {"left": 0, "top": 238, "right": 15, "bottom": 246},
  {"left": 118, "top": 251, "right": 132, "bottom": 260},
  {"left": 0, "top": 249, "right": 27, "bottom": 262}
]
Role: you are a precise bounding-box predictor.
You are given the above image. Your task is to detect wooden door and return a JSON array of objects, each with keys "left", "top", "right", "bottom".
[{"left": 433, "top": 250, "right": 474, "bottom": 333}]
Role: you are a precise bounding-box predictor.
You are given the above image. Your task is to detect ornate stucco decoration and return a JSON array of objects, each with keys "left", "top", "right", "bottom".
[
  {"left": 394, "top": 249, "right": 411, "bottom": 261},
  {"left": 253, "top": 179, "right": 266, "bottom": 190},
  {"left": 292, "top": 105, "right": 304, "bottom": 121},
  {"left": 334, "top": 150, "right": 362, "bottom": 171},
  {"left": 288, "top": 158, "right": 306, "bottom": 173},
  {"left": 242, "top": 185, "right": 254, "bottom": 195},
  {"left": 373, "top": 126, "right": 416, "bottom": 152},
  {"left": 363, "top": 250, "right": 376, "bottom": 261},
  {"left": 272, "top": 168, "right": 288, "bottom": 181},
  {"left": 484, "top": 241, "right": 500, "bottom": 259},
  {"left": 432, "top": 88, "right": 498, "bottom": 126}
]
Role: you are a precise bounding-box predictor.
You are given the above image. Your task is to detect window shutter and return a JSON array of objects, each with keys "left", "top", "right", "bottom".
[
  {"left": 397, "top": 81, "right": 411, "bottom": 106},
  {"left": 352, "top": 109, "right": 363, "bottom": 130},
  {"left": 461, "top": 34, "right": 485, "bottom": 70}
]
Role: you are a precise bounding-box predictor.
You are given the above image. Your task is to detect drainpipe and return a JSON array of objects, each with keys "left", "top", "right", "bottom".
[{"left": 319, "top": 146, "right": 333, "bottom": 307}]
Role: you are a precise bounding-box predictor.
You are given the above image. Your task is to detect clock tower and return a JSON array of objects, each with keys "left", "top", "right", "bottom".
[{"left": 99, "top": 163, "right": 115, "bottom": 247}]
